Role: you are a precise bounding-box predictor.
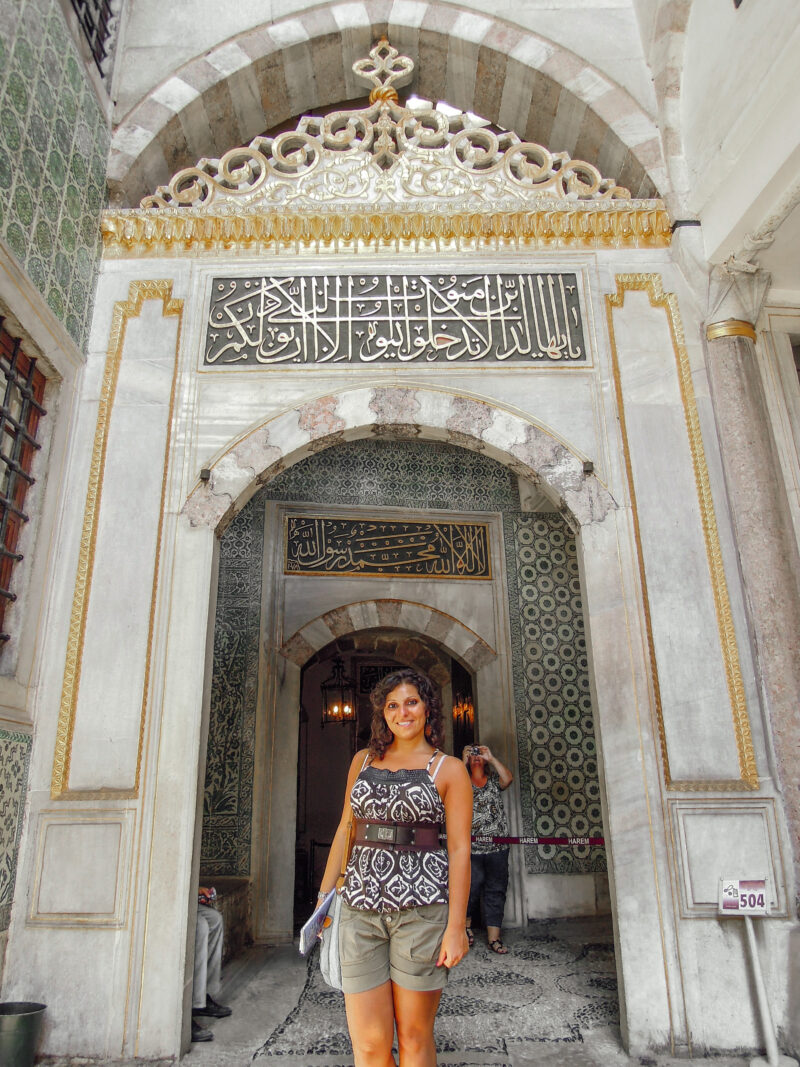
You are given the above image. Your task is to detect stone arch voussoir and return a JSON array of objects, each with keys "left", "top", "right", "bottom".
[
  {"left": 181, "top": 386, "right": 617, "bottom": 533},
  {"left": 281, "top": 599, "right": 497, "bottom": 680},
  {"left": 109, "top": 2, "right": 666, "bottom": 206}
]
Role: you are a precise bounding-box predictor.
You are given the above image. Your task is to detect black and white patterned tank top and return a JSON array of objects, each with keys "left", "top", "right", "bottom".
[{"left": 341, "top": 750, "right": 449, "bottom": 913}]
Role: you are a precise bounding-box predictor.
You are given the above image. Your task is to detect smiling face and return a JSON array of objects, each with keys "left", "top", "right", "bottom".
[{"left": 383, "top": 682, "right": 427, "bottom": 743}]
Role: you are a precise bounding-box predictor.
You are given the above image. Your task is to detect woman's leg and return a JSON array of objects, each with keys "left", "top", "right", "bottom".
[
  {"left": 345, "top": 982, "right": 398, "bottom": 1067},
  {"left": 483, "top": 850, "right": 510, "bottom": 948},
  {"left": 467, "top": 853, "right": 485, "bottom": 929},
  {"left": 392, "top": 984, "right": 442, "bottom": 1067}
]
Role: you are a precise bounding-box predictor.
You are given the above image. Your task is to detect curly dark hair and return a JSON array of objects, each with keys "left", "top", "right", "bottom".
[{"left": 368, "top": 667, "right": 445, "bottom": 760}]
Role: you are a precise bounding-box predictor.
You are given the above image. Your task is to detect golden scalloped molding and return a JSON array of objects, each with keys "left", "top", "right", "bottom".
[
  {"left": 51, "top": 281, "right": 183, "bottom": 801},
  {"left": 606, "top": 274, "right": 758, "bottom": 793},
  {"left": 101, "top": 205, "right": 671, "bottom": 257}
]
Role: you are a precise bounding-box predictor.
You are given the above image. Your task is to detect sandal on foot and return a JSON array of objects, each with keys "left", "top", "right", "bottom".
[
  {"left": 466, "top": 927, "right": 474, "bottom": 947},
  {"left": 488, "top": 939, "right": 508, "bottom": 954}
]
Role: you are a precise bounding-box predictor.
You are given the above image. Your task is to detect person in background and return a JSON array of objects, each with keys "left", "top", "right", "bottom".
[
  {"left": 462, "top": 745, "right": 513, "bottom": 954},
  {"left": 191, "top": 886, "right": 232, "bottom": 1042}
]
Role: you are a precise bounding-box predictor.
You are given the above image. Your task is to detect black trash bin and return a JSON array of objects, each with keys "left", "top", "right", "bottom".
[{"left": 0, "top": 1002, "right": 46, "bottom": 1067}]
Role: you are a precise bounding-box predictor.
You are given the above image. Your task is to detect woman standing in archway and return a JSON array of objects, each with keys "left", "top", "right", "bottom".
[
  {"left": 462, "top": 745, "right": 513, "bottom": 954},
  {"left": 318, "top": 667, "right": 472, "bottom": 1067}
]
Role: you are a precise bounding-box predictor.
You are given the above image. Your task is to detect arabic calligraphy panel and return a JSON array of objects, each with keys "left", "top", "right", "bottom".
[
  {"left": 285, "top": 515, "right": 491, "bottom": 579},
  {"left": 205, "top": 273, "right": 586, "bottom": 366}
]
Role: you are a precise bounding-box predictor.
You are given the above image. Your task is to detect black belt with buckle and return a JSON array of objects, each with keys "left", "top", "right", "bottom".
[{"left": 354, "top": 818, "right": 444, "bottom": 851}]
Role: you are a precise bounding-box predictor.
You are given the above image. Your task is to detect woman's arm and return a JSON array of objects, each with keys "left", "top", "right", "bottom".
[
  {"left": 436, "top": 755, "right": 474, "bottom": 968},
  {"left": 478, "top": 745, "right": 513, "bottom": 790},
  {"left": 317, "top": 749, "right": 366, "bottom": 898}
]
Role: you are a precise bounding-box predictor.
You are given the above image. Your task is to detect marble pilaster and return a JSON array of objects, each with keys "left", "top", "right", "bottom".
[{"left": 704, "top": 313, "right": 800, "bottom": 906}]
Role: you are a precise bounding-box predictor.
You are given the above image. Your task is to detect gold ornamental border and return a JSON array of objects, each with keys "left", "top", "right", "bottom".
[
  {"left": 606, "top": 275, "right": 758, "bottom": 792},
  {"left": 100, "top": 205, "right": 672, "bottom": 257},
  {"left": 51, "top": 281, "right": 184, "bottom": 800}
]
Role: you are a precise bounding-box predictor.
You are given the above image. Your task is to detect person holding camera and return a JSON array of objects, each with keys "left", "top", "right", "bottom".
[{"left": 462, "top": 744, "right": 513, "bottom": 954}]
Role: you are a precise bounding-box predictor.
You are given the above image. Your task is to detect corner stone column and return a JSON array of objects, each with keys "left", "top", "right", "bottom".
[{"left": 704, "top": 316, "right": 800, "bottom": 908}]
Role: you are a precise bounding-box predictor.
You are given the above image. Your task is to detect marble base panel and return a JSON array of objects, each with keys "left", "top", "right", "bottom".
[{"left": 524, "top": 873, "right": 611, "bottom": 919}]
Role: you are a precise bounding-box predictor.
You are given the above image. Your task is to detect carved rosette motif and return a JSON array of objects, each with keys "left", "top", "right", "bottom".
[{"left": 102, "top": 39, "right": 670, "bottom": 255}]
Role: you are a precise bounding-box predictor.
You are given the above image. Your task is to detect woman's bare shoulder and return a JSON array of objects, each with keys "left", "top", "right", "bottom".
[{"left": 351, "top": 747, "right": 371, "bottom": 770}]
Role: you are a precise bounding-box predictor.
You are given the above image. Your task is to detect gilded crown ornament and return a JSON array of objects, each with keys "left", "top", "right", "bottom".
[{"left": 103, "top": 39, "right": 670, "bottom": 254}]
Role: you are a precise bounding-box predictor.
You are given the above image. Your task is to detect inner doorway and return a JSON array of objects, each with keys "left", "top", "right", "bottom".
[
  {"left": 191, "top": 430, "right": 619, "bottom": 1055},
  {"left": 294, "top": 644, "right": 403, "bottom": 925},
  {"left": 293, "top": 634, "right": 477, "bottom": 927}
]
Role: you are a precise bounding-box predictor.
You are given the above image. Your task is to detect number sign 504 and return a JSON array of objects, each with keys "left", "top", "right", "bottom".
[{"left": 718, "top": 878, "right": 768, "bottom": 916}]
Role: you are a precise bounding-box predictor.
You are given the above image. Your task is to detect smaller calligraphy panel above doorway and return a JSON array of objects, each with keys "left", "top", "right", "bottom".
[
  {"left": 284, "top": 514, "right": 492, "bottom": 579},
  {"left": 204, "top": 272, "right": 587, "bottom": 367}
]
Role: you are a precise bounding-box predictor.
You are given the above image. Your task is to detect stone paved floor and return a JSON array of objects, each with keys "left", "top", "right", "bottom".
[
  {"left": 178, "top": 918, "right": 757, "bottom": 1067},
  {"left": 42, "top": 918, "right": 774, "bottom": 1067}
]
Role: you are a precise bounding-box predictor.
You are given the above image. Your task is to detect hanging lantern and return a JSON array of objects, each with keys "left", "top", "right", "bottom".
[
  {"left": 452, "top": 692, "right": 475, "bottom": 753},
  {"left": 321, "top": 657, "right": 356, "bottom": 725},
  {"left": 452, "top": 693, "right": 475, "bottom": 732}
]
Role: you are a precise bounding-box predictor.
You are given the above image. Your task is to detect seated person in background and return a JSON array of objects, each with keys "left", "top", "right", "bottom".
[{"left": 191, "top": 886, "right": 232, "bottom": 1043}]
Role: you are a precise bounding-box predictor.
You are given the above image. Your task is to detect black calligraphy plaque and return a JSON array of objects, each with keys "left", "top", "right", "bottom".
[
  {"left": 205, "top": 273, "right": 586, "bottom": 366},
  {"left": 285, "top": 516, "right": 491, "bottom": 579}
]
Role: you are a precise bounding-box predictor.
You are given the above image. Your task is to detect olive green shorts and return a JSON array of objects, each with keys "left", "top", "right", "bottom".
[{"left": 338, "top": 900, "right": 450, "bottom": 994}]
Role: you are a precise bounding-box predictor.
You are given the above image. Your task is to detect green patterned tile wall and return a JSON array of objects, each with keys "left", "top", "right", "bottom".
[
  {"left": 0, "top": 0, "right": 109, "bottom": 347},
  {"left": 0, "top": 729, "right": 32, "bottom": 932},
  {"left": 504, "top": 513, "right": 605, "bottom": 875}
]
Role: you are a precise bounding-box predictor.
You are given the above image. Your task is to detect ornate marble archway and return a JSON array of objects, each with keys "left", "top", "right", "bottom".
[{"left": 182, "top": 385, "right": 617, "bottom": 534}]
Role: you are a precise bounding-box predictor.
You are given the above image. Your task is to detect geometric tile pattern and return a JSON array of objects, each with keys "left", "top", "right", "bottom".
[
  {"left": 202, "top": 498, "right": 263, "bottom": 876},
  {"left": 0, "top": 728, "right": 32, "bottom": 931},
  {"left": 0, "top": 0, "right": 108, "bottom": 347},
  {"left": 262, "top": 439, "right": 521, "bottom": 512},
  {"left": 504, "top": 514, "right": 605, "bottom": 874}
]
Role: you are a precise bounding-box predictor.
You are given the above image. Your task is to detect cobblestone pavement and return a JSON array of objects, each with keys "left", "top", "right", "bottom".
[
  {"left": 42, "top": 919, "right": 771, "bottom": 1067},
  {"left": 179, "top": 919, "right": 757, "bottom": 1067}
]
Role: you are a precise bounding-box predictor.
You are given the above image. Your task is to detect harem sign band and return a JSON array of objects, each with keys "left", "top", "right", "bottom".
[
  {"left": 285, "top": 516, "right": 491, "bottom": 578},
  {"left": 472, "top": 835, "right": 604, "bottom": 846},
  {"left": 205, "top": 273, "right": 587, "bottom": 366}
]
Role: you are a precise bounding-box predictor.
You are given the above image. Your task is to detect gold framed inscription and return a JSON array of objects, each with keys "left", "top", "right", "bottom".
[{"left": 284, "top": 515, "right": 492, "bottom": 579}]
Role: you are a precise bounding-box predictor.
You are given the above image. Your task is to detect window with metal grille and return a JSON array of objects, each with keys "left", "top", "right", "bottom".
[
  {"left": 69, "top": 0, "right": 115, "bottom": 77},
  {"left": 0, "top": 321, "right": 47, "bottom": 645}
]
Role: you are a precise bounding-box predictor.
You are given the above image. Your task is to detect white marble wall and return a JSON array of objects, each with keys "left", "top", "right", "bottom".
[
  {"left": 609, "top": 287, "right": 741, "bottom": 781},
  {"left": 681, "top": 1, "right": 800, "bottom": 264},
  {"left": 2, "top": 247, "right": 796, "bottom": 1059}
]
